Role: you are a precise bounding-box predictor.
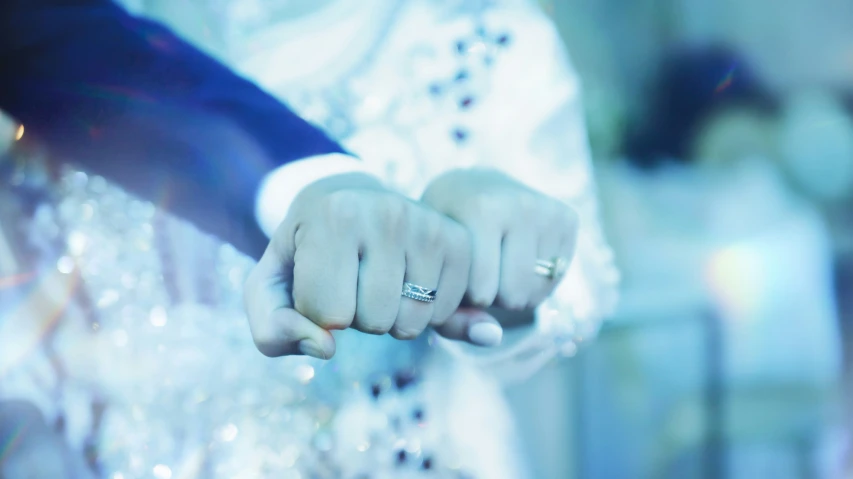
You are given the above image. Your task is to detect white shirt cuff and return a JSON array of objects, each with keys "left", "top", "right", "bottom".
[{"left": 255, "top": 153, "right": 369, "bottom": 238}]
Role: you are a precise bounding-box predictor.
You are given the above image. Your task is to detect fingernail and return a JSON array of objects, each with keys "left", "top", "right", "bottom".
[
  {"left": 468, "top": 322, "right": 503, "bottom": 347},
  {"left": 298, "top": 340, "right": 326, "bottom": 359}
]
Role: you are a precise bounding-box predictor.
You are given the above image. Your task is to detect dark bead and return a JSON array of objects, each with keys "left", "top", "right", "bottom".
[
  {"left": 394, "top": 370, "right": 417, "bottom": 390},
  {"left": 456, "top": 40, "right": 467, "bottom": 54},
  {"left": 422, "top": 457, "right": 434, "bottom": 470},
  {"left": 371, "top": 383, "right": 382, "bottom": 399},
  {"left": 459, "top": 96, "right": 474, "bottom": 109},
  {"left": 396, "top": 450, "right": 408, "bottom": 464},
  {"left": 452, "top": 128, "right": 469, "bottom": 143},
  {"left": 454, "top": 70, "right": 469, "bottom": 82},
  {"left": 413, "top": 408, "right": 425, "bottom": 421},
  {"left": 496, "top": 33, "right": 511, "bottom": 46}
]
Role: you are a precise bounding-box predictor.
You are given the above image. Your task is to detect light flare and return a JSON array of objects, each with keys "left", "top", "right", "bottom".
[{"left": 714, "top": 64, "right": 737, "bottom": 94}]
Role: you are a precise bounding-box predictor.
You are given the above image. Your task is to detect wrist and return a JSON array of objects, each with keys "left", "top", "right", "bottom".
[
  {"left": 298, "top": 172, "right": 385, "bottom": 199},
  {"left": 255, "top": 154, "right": 372, "bottom": 238}
]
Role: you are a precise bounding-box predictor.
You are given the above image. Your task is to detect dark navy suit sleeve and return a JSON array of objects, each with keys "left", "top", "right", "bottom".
[{"left": 0, "top": 0, "right": 349, "bottom": 258}]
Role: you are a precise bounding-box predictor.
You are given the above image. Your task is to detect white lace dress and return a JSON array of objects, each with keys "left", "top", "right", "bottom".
[{"left": 0, "top": 1, "right": 617, "bottom": 478}]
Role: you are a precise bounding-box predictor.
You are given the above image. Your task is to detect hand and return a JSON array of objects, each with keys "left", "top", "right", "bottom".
[
  {"left": 244, "top": 172, "right": 495, "bottom": 360},
  {"left": 421, "top": 168, "right": 578, "bottom": 312}
]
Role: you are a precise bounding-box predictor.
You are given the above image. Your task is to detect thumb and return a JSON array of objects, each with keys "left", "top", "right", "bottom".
[
  {"left": 434, "top": 308, "right": 503, "bottom": 347},
  {"left": 243, "top": 240, "right": 336, "bottom": 359}
]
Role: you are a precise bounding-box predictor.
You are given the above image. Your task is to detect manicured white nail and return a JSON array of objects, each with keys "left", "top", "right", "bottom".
[{"left": 468, "top": 322, "right": 503, "bottom": 347}]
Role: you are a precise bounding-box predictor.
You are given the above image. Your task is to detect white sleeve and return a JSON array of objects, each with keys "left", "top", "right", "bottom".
[
  {"left": 436, "top": 4, "right": 619, "bottom": 383},
  {"left": 254, "top": 153, "right": 370, "bottom": 237}
]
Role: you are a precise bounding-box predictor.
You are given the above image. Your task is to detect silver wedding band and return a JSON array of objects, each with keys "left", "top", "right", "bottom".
[
  {"left": 535, "top": 257, "right": 568, "bottom": 281},
  {"left": 402, "top": 282, "right": 437, "bottom": 303}
]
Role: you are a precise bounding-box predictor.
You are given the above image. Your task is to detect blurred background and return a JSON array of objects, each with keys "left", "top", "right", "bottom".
[{"left": 507, "top": 0, "right": 853, "bottom": 478}]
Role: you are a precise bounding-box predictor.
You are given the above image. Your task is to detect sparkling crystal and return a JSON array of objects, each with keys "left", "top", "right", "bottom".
[
  {"left": 294, "top": 364, "right": 315, "bottom": 384},
  {"left": 97, "top": 289, "right": 120, "bottom": 308},
  {"left": 66, "top": 230, "right": 87, "bottom": 255},
  {"left": 113, "top": 329, "right": 129, "bottom": 347},
  {"left": 152, "top": 464, "right": 172, "bottom": 479},
  {"left": 56, "top": 256, "right": 75, "bottom": 274},
  {"left": 218, "top": 423, "right": 239, "bottom": 442},
  {"left": 149, "top": 307, "right": 168, "bottom": 327}
]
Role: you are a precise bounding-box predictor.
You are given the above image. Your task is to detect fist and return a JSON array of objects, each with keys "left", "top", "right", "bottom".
[
  {"left": 422, "top": 168, "right": 578, "bottom": 310},
  {"left": 244, "top": 173, "right": 476, "bottom": 359}
]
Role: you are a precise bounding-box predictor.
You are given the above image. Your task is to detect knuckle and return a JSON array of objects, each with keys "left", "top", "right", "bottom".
[
  {"left": 291, "top": 270, "right": 355, "bottom": 330},
  {"left": 415, "top": 212, "right": 447, "bottom": 251},
  {"left": 320, "top": 190, "right": 361, "bottom": 226},
  {"left": 466, "top": 190, "right": 503, "bottom": 219},
  {"left": 311, "top": 312, "right": 352, "bottom": 331},
  {"left": 447, "top": 220, "right": 471, "bottom": 249},
  {"left": 497, "top": 291, "right": 528, "bottom": 311},
  {"left": 466, "top": 288, "right": 497, "bottom": 308},
  {"left": 516, "top": 190, "right": 542, "bottom": 217},
  {"left": 354, "top": 310, "right": 394, "bottom": 335},
  {"left": 390, "top": 326, "right": 421, "bottom": 340},
  {"left": 448, "top": 248, "right": 472, "bottom": 278},
  {"left": 428, "top": 312, "right": 448, "bottom": 327},
  {"left": 375, "top": 196, "right": 408, "bottom": 236},
  {"left": 293, "top": 298, "right": 353, "bottom": 331},
  {"left": 356, "top": 323, "right": 391, "bottom": 335}
]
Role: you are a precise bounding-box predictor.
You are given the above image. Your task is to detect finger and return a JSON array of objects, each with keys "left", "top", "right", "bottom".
[
  {"left": 496, "top": 228, "right": 538, "bottom": 310},
  {"left": 393, "top": 221, "right": 445, "bottom": 339},
  {"left": 533, "top": 206, "right": 579, "bottom": 304},
  {"left": 353, "top": 241, "right": 406, "bottom": 335},
  {"left": 434, "top": 308, "right": 503, "bottom": 347},
  {"left": 430, "top": 224, "right": 471, "bottom": 327},
  {"left": 465, "top": 226, "right": 502, "bottom": 307},
  {"left": 291, "top": 228, "right": 359, "bottom": 331},
  {"left": 249, "top": 308, "right": 337, "bottom": 359},
  {"left": 530, "top": 228, "right": 565, "bottom": 306},
  {"left": 244, "top": 246, "right": 336, "bottom": 359}
]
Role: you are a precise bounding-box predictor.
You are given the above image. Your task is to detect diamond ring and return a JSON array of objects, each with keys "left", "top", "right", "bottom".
[
  {"left": 534, "top": 257, "right": 569, "bottom": 281},
  {"left": 401, "top": 282, "right": 437, "bottom": 303}
]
